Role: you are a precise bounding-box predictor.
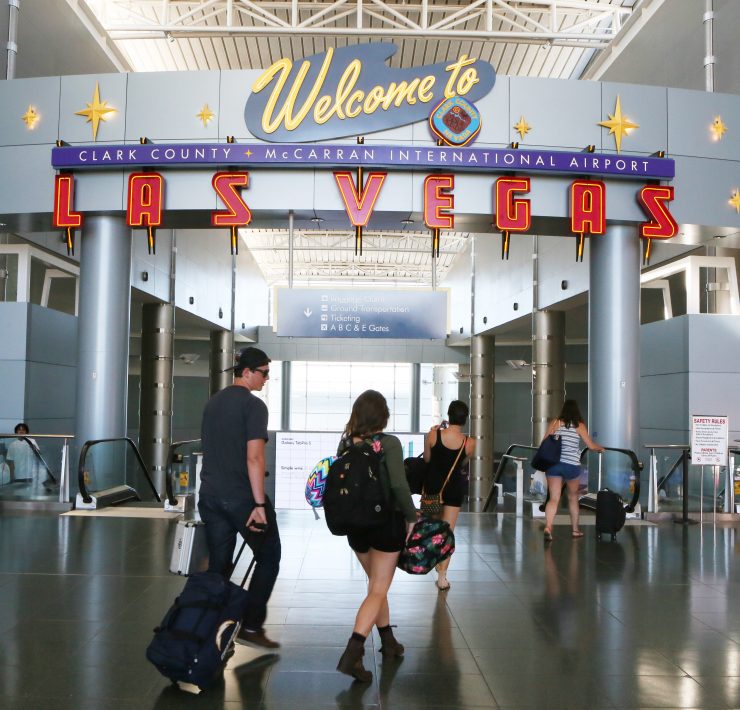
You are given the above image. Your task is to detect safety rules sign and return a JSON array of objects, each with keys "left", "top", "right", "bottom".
[{"left": 690, "top": 415, "right": 729, "bottom": 465}]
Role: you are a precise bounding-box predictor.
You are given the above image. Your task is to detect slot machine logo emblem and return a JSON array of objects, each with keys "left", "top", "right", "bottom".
[{"left": 429, "top": 96, "right": 481, "bottom": 147}]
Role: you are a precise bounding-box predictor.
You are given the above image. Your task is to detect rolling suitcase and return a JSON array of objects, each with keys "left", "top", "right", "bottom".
[
  {"left": 595, "top": 488, "right": 627, "bottom": 541},
  {"left": 170, "top": 519, "right": 210, "bottom": 575},
  {"left": 148, "top": 539, "right": 256, "bottom": 690}
]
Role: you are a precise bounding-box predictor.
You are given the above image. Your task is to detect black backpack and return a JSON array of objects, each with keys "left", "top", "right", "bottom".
[{"left": 323, "top": 436, "right": 391, "bottom": 536}]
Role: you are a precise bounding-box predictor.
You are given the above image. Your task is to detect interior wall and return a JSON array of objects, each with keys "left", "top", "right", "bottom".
[
  {"left": 0, "top": 302, "right": 76, "bottom": 433},
  {"left": 598, "top": 0, "right": 740, "bottom": 95},
  {"left": 0, "top": 1, "right": 122, "bottom": 79},
  {"left": 640, "top": 313, "right": 740, "bottom": 453}
]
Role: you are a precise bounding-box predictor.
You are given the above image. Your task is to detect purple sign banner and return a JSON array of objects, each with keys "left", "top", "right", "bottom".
[{"left": 51, "top": 142, "right": 675, "bottom": 179}]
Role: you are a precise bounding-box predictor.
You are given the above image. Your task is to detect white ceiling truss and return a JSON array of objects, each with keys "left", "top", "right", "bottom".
[
  {"left": 77, "top": 0, "right": 639, "bottom": 79},
  {"left": 241, "top": 229, "right": 470, "bottom": 285},
  {"left": 86, "top": 1, "right": 634, "bottom": 47}
]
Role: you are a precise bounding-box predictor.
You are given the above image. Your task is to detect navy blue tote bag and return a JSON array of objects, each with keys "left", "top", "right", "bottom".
[{"left": 531, "top": 434, "right": 561, "bottom": 472}]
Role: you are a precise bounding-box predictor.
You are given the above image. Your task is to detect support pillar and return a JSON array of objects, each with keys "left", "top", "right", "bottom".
[
  {"left": 209, "top": 330, "right": 233, "bottom": 396},
  {"left": 410, "top": 363, "right": 421, "bottom": 432},
  {"left": 281, "top": 360, "right": 291, "bottom": 431},
  {"left": 532, "top": 310, "right": 565, "bottom": 444},
  {"left": 139, "top": 303, "right": 174, "bottom": 494},
  {"left": 74, "top": 216, "right": 132, "bottom": 482},
  {"left": 469, "top": 334, "right": 494, "bottom": 512},
  {"left": 589, "top": 224, "right": 640, "bottom": 452}
]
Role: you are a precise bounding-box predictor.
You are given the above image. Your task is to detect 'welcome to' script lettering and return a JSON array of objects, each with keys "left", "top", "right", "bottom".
[{"left": 245, "top": 43, "right": 496, "bottom": 143}]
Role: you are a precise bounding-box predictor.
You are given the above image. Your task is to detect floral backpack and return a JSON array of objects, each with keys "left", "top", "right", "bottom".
[{"left": 397, "top": 518, "right": 455, "bottom": 575}]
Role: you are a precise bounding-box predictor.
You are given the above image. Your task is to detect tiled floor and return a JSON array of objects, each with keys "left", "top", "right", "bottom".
[{"left": 1, "top": 509, "right": 739, "bottom": 709}]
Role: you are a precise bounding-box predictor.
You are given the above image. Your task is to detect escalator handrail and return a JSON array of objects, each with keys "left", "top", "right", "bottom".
[
  {"left": 0, "top": 433, "right": 72, "bottom": 484},
  {"left": 493, "top": 443, "right": 537, "bottom": 485},
  {"left": 78, "top": 437, "right": 161, "bottom": 504},
  {"left": 482, "top": 443, "right": 537, "bottom": 511},
  {"left": 164, "top": 439, "right": 201, "bottom": 506},
  {"left": 16, "top": 436, "right": 56, "bottom": 483},
  {"left": 656, "top": 453, "right": 685, "bottom": 492},
  {"left": 579, "top": 445, "right": 641, "bottom": 512}
]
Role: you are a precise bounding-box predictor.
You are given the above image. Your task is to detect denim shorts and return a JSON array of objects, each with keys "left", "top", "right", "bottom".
[{"left": 546, "top": 462, "right": 582, "bottom": 481}]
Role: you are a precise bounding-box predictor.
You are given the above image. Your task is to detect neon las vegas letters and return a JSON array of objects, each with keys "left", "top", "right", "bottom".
[{"left": 52, "top": 172, "right": 678, "bottom": 243}]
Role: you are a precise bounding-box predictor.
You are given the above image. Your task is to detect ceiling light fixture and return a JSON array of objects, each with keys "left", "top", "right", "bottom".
[{"left": 505, "top": 359, "right": 531, "bottom": 370}]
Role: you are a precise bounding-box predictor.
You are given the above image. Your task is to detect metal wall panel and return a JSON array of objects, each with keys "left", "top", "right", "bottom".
[
  {"left": 509, "top": 77, "right": 602, "bottom": 150},
  {"left": 0, "top": 77, "right": 61, "bottom": 146},
  {"left": 58, "top": 73, "right": 128, "bottom": 144},
  {"left": 125, "top": 71, "right": 221, "bottom": 142},
  {"left": 668, "top": 88, "right": 740, "bottom": 162}
]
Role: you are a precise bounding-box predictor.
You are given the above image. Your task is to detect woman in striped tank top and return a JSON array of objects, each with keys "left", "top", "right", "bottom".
[{"left": 542, "top": 400, "right": 604, "bottom": 542}]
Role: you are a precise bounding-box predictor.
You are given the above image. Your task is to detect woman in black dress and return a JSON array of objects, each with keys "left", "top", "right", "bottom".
[{"left": 423, "top": 400, "right": 476, "bottom": 591}]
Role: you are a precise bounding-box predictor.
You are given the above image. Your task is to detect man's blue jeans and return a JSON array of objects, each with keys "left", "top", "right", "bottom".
[{"left": 197, "top": 494, "right": 281, "bottom": 631}]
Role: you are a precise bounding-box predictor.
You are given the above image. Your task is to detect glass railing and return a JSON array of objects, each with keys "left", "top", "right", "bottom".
[
  {"left": 645, "top": 444, "right": 732, "bottom": 517},
  {"left": 0, "top": 433, "right": 73, "bottom": 504},
  {"left": 483, "top": 444, "right": 539, "bottom": 511},
  {"left": 78, "top": 438, "right": 160, "bottom": 505},
  {"left": 164, "top": 439, "right": 202, "bottom": 507},
  {"left": 580, "top": 447, "right": 641, "bottom": 511}
]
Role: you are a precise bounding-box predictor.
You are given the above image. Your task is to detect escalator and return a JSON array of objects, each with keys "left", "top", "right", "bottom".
[
  {"left": 483, "top": 443, "right": 642, "bottom": 517},
  {"left": 76, "top": 437, "right": 160, "bottom": 509}
]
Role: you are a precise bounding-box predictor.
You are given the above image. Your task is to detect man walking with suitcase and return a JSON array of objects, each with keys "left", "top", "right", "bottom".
[{"left": 198, "top": 347, "right": 281, "bottom": 649}]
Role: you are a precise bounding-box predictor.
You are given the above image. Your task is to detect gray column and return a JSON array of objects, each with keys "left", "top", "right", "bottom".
[
  {"left": 281, "top": 360, "right": 291, "bottom": 431},
  {"left": 532, "top": 310, "right": 565, "bottom": 444},
  {"left": 410, "top": 363, "right": 421, "bottom": 432},
  {"left": 469, "top": 334, "right": 494, "bottom": 512},
  {"left": 74, "top": 216, "right": 132, "bottom": 466},
  {"left": 209, "top": 330, "right": 233, "bottom": 396},
  {"left": 589, "top": 224, "right": 640, "bottom": 452},
  {"left": 138, "top": 302, "right": 174, "bottom": 494}
]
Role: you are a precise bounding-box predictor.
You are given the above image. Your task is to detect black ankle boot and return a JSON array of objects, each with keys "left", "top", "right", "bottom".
[
  {"left": 337, "top": 636, "right": 372, "bottom": 682},
  {"left": 377, "top": 625, "right": 404, "bottom": 657}
]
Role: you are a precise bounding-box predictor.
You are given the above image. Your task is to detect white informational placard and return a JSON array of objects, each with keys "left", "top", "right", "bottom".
[
  {"left": 690, "top": 415, "right": 729, "bottom": 466},
  {"left": 275, "top": 431, "right": 425, "bottom": 509}
]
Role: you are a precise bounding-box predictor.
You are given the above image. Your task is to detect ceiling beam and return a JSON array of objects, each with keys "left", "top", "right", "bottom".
[{"left": 93, "top": 0, "right": 633, "bottom": 48}]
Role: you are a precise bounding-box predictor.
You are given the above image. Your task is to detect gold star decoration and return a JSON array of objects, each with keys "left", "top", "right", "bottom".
[
  {"left": 710, "top": 115, "right": 727, "bottom": 141},
  {"left": 21, "top": 105, "right": 40, "bottom": 129},
  {"left": 244, "top": 149, "right": 253, "bottom": 157},
  {"left": 196, "top": 104, "right": 215, "bottom": 127},
  {"left": 75, "top": 82, "right": 116, "bottom": 141},
  {"left": 513, "top": 116, "right": 531, "bottom": 141},
  {"left": 729, "top": 188, "right": 740, "bottom": 214},
  {"left": 598, "top": 95, "right": 639, "bottom": 153}
]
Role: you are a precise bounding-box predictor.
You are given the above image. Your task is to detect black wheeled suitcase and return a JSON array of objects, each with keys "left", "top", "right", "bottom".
[
  {"left": 147, "top": 539, "right": 255, "bottom": 690},
  {"left": 595, "top": 488, "right": 627, "bottom": 541}
]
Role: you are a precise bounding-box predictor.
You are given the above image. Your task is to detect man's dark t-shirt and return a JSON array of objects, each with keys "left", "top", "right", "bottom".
[{"left": 200, "top": 385, "right": 269, "bottom": 500}]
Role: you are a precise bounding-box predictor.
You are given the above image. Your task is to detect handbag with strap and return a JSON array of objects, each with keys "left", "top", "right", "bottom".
[
  {"left": 531, "top": 434, "right": 561, "bottom": 472},
  {"left": 420, "top": 435, "right": 467, "bottom": 517}
]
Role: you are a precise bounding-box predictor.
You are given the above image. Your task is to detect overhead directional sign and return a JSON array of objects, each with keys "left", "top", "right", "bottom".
[{"left": 277, "top": 288, "right": 447, "bottom": 339}]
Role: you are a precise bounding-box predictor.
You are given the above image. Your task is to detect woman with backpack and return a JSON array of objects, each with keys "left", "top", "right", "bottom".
[
  {"left": 541, "top": 399, "right": 605, "bottom": 542},
  {"left": 335, "top": 389, "right": 418, "bottom": 683},
  {"left": 423, "top": 400, "right": 476, "bottom": 591}
]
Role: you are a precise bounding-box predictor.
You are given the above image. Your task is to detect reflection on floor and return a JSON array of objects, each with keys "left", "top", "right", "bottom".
[{"left": 0, "top": 510, "right": 739, "bottom": 709}]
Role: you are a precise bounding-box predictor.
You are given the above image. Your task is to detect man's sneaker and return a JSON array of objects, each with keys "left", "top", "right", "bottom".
[{"left": 236, "top": 627, "right": 280, "bottom": 649}]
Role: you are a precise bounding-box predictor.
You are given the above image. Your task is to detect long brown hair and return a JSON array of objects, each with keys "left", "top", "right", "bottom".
[
  {"left": 558, "top": 399, "right": 584, "bottom": 428},
  {"left": 343, "top": 390, "right": 390, "bottom": 439}
]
